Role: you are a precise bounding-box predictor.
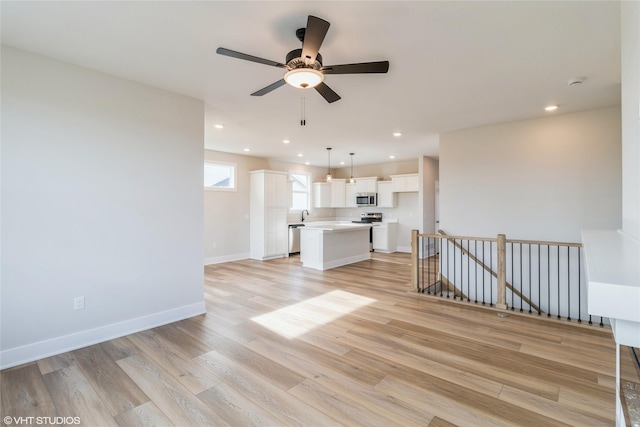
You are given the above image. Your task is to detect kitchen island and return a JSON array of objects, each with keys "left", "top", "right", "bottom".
[{"left": 300, "top": 223, "right": 370, "bottom": 270}]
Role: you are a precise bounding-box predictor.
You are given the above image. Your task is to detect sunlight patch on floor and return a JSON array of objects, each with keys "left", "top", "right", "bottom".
[{"left": 250, "top": 290, "right": 376, "bottom": 339}]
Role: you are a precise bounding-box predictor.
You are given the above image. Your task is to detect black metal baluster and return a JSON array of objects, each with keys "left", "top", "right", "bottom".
[
  {"left": 537, "top": 244, "right": 541, "bottom": 315},
  {"left": 567, "top": 246, "right": 571, "bottom": 321},
  {"left": 511, "top": 242, "right": 514, "bottom": 310},
  {"left": 420, "top": 236, "right": 425, "bottom": 293},
  {"left": 452, "top": 239, "right": 456, "bottom": 300},
  {"left": 482, "top": 240, "right": 486, "bottom": 305},
  {"left": 489, "top": 242, "right": 493, "bottom": 306},
  {"left": 599, "top": 316, "right": 604, "bottom": 327},
  {"left": 433, "top": 237, "right": 443, "bottom": 295},
  {"left": 519, "top": 243, "right": 523, "bottom": 312},
  {"left": 578, "top": 247, "right": 582, "bottom": 323},
  {"left": 474, "top": 240, "right": 478, "bottom": 304},
  {"left": 528, "top": 243, "right": 532, "bottom": 314},
  {"left": 557, "top": 245, "right": 561, "bottom": 319},
  {"left": 547, "top": 245, "right": 551, "bottom": 317},
  {"left": 467, "top": 240, "right": 471, "bottom": 302},
  {"left": 445, "top": 238, "right": 450, "bottom": 298}
]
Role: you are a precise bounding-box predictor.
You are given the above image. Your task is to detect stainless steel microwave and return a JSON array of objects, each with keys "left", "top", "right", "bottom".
[{"left": 356, "top": 192, "right": 377, "bottom": 207}]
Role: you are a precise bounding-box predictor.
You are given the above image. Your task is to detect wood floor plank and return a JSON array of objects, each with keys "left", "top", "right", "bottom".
[
  {"left": 42, "top": 365, "right": 118, "bottom": 427},
  {"left": 177, "top": 319, "right": 307, "bottom": 392},
  {"left": 197, "top": 381, "right": 286, "bottom": 426},
  {"left": 126, "top": 329, "right": 223, "bottom": 394},
  {"left": 498, "top": 384, "right": 613, "bottom": 425},
  {"left": 114, "top": 401, "right": 175, "bottom": 427},
  {"left": 73, "top": 343, "right": 149, "bottom": 416},
  {"left": 288, "top": 378, "right": 405, "bottom": 427},
  {"left": 1, "top": 364, "right": 56, "bottom": 420},
  {"left": 37, "top": 352, "right": 77, "bottom": 375},
  {"left": 198, "top": 349, "right": 341, "bottom": 427},
  {"left": 116, "top": 353, "right": 229, "bottom": 426}
]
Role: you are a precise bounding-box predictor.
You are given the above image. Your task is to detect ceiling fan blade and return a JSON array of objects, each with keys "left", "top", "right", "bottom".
[
  {"left": 217, "top": 47, "right": 287, "bottom": 69},
  {"left": 251, "top": 79, "right": 287, "bottom": 96},
  {"left": 321, "top": 61, "right": 390, "bottom": 75},
  {"left": 315, "top": 82, "right": 341, "bottom": 103},
  {"left": 301, "top": 15, "right": 330, "bottom": 65}
]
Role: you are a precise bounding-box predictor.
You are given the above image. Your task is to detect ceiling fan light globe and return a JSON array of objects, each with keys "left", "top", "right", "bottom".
[{"left": 284, "top": 68, "right": 324, "bottom": 89}]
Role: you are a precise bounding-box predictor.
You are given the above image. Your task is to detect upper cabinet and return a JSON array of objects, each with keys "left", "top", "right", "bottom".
[
  {"left": 355, "top": 177, "right": 378, "bottom": 193},
  {"left": 391, "top": 173, "right": 419, "bottom": 192},
  {"left": 313, "top": 182, "right": 331, "bottom": 208},
  {"left": 330, "top": 179, "right": 346, "bottom": 208},
  {"left": 314, "top": 179, "right": 347, "bottom": 208},
  {"left": 345, "top": 183, "right": 357, "bottom": 208},
  {"left": 376, "top": 181, "right": 397, "bottom": 208}
]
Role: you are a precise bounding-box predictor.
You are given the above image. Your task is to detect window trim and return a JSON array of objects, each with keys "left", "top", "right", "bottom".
[
  {"left": 204, "top": 160, "right": 237, "bottom": 192},
  {"left": 289, "top": 171, "right": 311, "bottom": 211}
]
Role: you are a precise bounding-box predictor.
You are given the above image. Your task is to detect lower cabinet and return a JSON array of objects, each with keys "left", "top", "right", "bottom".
[{"left": 372, "top": 222, "right": 398, "bottom": 253}]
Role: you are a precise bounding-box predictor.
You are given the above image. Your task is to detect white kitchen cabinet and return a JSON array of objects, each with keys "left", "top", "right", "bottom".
[
  {"left": 391, "top": 173, "right": 419, "bottom": 192},
  {"left": 330, "top": 179, "right": 346, "bottom": 208},
  {"left": 313, "top": 182, "right": 331, "bottom": 208},
  {"left": 345, "top": 183, "right": 357, "bottom": 207},
  {"left": 250, "top": 170, "right": 289, "bottom": 260},
  {"left": 376, "top": 181, "right": 397, "bottom": 208},
  {"left": 372, "top": 222, "right": 398, "bottom": 253},
  {"left": 355, "top": 176, "right": 378, "bottom": 193}
]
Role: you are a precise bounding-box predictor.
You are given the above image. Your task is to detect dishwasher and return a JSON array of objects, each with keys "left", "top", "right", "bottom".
[{"left": 288, "top": 224, "right": 304, "bottom": 255}]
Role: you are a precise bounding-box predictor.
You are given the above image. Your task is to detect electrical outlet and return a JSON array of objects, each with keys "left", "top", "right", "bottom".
[
  {"left": 212, "top": 242, "right": 217, "bottom": 249},
  {"left": 74, "top": 296, "right": 85, "bottom": 311}
]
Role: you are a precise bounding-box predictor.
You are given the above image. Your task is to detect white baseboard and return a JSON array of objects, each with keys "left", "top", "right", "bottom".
[
  {"left": 204, "top": 252, "right": 249, "bottom": 265},
  {"left": 0, "top": 301, "right": 206, "bottom": 370},
  {"left": 396, "top": 246, "right": 412, "bottom": 253}
]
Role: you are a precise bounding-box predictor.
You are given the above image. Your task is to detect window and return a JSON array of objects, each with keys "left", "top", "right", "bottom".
[
  {"left": 204, "top": 161, "right": 236, "bottom": 191},
  {"left": 290, "top": 172, "right": 310, "bottom": 210}
]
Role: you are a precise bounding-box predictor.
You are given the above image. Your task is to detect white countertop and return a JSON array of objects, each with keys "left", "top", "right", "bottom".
[{"left": 301, "top": 222, "right": 372, "bottom": 232}]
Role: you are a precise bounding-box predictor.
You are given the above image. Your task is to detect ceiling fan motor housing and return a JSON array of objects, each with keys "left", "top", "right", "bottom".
[{"left": 286, "top": 48, "right": 323, "bottom": 69}]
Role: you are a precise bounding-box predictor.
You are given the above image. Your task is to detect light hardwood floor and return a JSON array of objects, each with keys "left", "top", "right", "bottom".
[{"left": 2, "top": 253, "right": 638, "bottom": 426}]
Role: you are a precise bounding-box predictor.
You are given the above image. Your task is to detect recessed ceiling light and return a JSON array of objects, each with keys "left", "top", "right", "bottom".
[
  {"left": 389, "top": 155, "right": 396, "bottom": 159},
  {"left": 243, "top": 148, "right": 250, "bottom": 152},
  {"left": 283, "top": 139, "right": 290, "bottom": 144},
  {"left": 214, "top": 124, "right": 224, "bottom": 129},
  {"left": 545, "top": 105, "right": 558, "bottom": 111},
  {"left": 393, "top": 132, "right": 402, "bottom": 137},
  {"left": 297, "top": 153, "right": 303, "bottom": 157},
  {"left": 304, "top": 162, "right": 310, "bottom": 165},
  {"left": 340, "top": 161, "right": 345, "bottom": 165}
]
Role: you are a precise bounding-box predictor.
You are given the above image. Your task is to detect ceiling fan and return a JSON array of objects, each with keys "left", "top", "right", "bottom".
[{"left": 216, "top": 15, "right": 390, "bottom": 103}]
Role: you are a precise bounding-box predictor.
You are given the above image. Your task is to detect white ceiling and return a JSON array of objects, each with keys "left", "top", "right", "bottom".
[{"left": 1, "top": 1, "right": 621, "bottom": 167}]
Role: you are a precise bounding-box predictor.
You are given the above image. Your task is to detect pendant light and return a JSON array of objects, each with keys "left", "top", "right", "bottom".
[
  {"left": 326, "top": 147, "right": 332, "bottom": 182},
  {"left": 349, "top": 153, "right": 356, "bottom": 183}
]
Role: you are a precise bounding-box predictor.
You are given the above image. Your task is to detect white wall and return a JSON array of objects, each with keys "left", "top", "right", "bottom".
[
  {"left": 621, "top": 0, "right": 640, "bottom": 241},
  {"left": 420, "top": 156, "right": 440, "bottom": 235},
  {"left": 1, "top": 47, "right": 205, "bottom": 368},
  {"left": 439, "top": 106, "right": 622, "bottom": 242}
]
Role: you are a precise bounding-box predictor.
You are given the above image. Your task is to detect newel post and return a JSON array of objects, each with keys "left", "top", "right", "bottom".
[
  {"left": 496, "top": 234, "right": 508, "bottom": 310},
  {"left": 411, "top": 229, "right": 419, "bottom": 291}
]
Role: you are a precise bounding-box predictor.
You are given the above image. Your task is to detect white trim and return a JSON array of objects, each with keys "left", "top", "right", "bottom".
[
  {"left": 396, "top": 246, "right": 412, "bottom": 253},
  {"left": 204, "top": 253, "right": 249, "bottom": 265},
  {"left": 0, "top": 302, "right": 206, "bottom": 370}
]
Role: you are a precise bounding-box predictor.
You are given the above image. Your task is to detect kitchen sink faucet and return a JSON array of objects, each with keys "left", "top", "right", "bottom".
[{"left": 301, "top": 210, "right": 310, "bottom": 222}]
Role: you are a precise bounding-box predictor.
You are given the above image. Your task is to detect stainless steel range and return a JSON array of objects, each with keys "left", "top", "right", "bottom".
[
  {"left": 352, "top": 212, "right": 382, "bottom": 224},
  {"left": 352, "top": 212, "right": 382, "bottom": 251}
]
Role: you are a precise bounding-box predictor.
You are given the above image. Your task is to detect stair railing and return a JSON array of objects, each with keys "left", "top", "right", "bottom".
[{"left": 411, "top": 229, "right": 603, "bottom": 326}]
